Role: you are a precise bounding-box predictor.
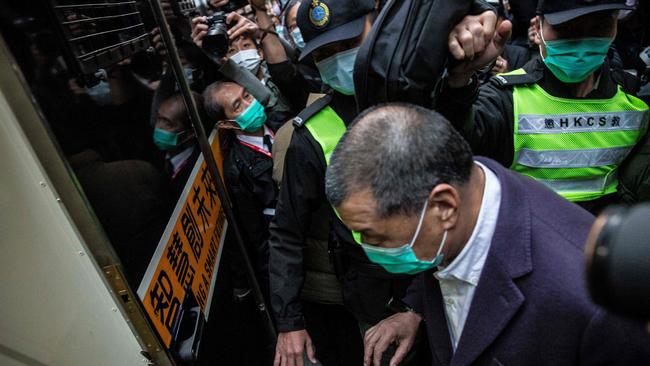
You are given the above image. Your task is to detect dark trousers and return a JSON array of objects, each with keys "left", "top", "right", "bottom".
[{"left": 303, "top": 301, "right": 364, "bottom": 366}]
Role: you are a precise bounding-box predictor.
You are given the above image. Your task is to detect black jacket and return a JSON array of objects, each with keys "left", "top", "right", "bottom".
[
  {"left": 223, "top": 132, "right": 278, "bottom": 292},
  {"left": 268, "top": 92, "right": 414, "bottom": 332}
]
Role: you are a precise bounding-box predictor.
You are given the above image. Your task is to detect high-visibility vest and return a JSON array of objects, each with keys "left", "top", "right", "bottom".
[
  {"left": 304, "top": 105, "right": 346, "bottom": 165},
  {"left": 303, "top": 105, "right": 364, "bottom": 244},
  {"left": 508, "top": 69, "right": 649, "bottom": 202}
]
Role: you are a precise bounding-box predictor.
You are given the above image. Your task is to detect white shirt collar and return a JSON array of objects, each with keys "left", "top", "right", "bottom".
[
  {"left": 434, "top": 161, "right": 502, "bottom": 286},
  {"left": 236, "top": 125, "right": 273, "bottom": 152},
  {"left": 168, "top": 146, "right": 195, "bottom": 172}
]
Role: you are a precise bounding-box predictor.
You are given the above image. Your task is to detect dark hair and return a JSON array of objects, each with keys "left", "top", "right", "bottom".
[
  {"left": 283, "top": 0, "right": 300, "bottom": 26},
  {"left": 159, "top": 92, "right": 208, "bottom": 131},
  {"left": 325, "top": 103, "right": 473, "bottom": 217}
]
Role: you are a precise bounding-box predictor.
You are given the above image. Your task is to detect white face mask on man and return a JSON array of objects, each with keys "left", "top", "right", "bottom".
[{"left": 230, "top": 49, "right": 262, "bottom": 74}]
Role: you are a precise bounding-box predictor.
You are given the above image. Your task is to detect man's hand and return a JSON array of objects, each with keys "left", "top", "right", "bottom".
[
  {"left": 209, "top": 0, "right": 230, "bottom": 8},
  {"left": 364, "top": 311, "right": 422, "bottom": 366},
  {"left": 150, "top": 27, "right": 167, "bottom": 57},
  {"left": 274, "top": 330, "right": 317, "bottom": 366},
  {"left": 226, "top": 11, "right": 261, "bottom": 41},
  {"left": 491, "top": 55, "right": 508, "bottom": 74},
  {"left": 528, "top": 17, "right": 541, "bottom": 46},
  {"left": 447, "top": 11, "right": 512, "bottom": 88},
  {"left": 191, "top": 16, "right": 209, "bottom": 48}
]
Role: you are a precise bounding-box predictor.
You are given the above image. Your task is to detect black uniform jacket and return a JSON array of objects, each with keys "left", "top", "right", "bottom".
[{"left": 268, "top": 92, "right": 414, "bottom": 332}]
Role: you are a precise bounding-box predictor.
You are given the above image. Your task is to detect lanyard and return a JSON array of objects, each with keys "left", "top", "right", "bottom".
[{"left": 238, "top": 140, "right": 272, "bottom": 158}]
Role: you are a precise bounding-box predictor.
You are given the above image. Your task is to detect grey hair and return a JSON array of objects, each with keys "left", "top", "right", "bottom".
[
  {"left": 325, "top": 103, "right": 473, "bottom": 217},
  {"left": 202, "top": 80, "right": 233, "bottom": 122}
]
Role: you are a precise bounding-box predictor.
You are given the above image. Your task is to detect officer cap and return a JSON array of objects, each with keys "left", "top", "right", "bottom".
[
  {"left": 296, "top": 0, "right": 375, "bottom": 61},
  {"left": 537, "top": 0, "right": 634, "bottom": 25}
]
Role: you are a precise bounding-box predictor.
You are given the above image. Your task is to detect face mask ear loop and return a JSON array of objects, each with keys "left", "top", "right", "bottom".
[
  {"left": 539, "top": 18, "right": 547, "bottom": 61},
  {"left": 435, "top": 230, "right": 448, "bottom": 258},
  {"left": 408, "top": 199, "right": 431, "bottom": 248}
]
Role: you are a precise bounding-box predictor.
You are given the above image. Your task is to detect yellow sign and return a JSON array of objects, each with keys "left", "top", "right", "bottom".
[{"left": 137, "top": 130, "right": 227, "bottom": 347}]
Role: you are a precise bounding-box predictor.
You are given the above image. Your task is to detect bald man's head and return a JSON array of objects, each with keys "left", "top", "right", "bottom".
[{"left": 326, "top": 102, "right": 473, "bottom": 217}]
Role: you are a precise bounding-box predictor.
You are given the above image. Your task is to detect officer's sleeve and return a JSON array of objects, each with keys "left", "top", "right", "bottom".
[
  {"left": 268, "top": 131, "right": 324, "bottom": 332},
  {"left": 436, "top": 77, "right": 516, "bottom": 167},
  {"left": 267, "top": 60, "right": 310, "bottom": 111}
]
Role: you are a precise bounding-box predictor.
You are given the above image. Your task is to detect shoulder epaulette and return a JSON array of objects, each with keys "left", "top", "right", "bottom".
[
  {"left": 292, "top": 94, "right": 333, "bottom": 128},
  {"left": 491, "top": 68, "right": 541, "bottom": 88}
]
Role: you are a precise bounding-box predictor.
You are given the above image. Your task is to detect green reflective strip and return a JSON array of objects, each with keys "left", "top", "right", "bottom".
[
  {"left": 516, "top": 146, "right": 633, "bottom": 168},
  {"left": 497, "top": 68, "right": 527, "bottom": 76},
  {"left": 512, "top": 165, "right": 613, "bottom": 180},
  {"left": 304, "top": 106, "right": 346, "bottom": 165},
  {"left": 351, "top": 230, "right": 362, "bottom": 244},
  {"left": 536, "top": 173, "right": 618, "bottom": 202}
]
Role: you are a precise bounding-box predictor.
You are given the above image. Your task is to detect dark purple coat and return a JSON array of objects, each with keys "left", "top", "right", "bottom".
[{"left": 405, "top": 157, "right": 650, "bottom": 366}]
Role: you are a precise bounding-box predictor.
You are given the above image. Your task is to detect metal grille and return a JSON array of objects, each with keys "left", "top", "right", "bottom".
[
  {"left": 47, "top": 0, "right": 150, "bottom": 78},
  {"left": 175, "top": 0, "right": 199, "bottom": 16}
]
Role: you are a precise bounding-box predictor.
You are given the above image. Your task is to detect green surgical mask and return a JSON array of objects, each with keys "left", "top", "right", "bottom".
[
  {"left": 358, "top": 200, "right": 448, "bottom": 275},
  {"left": 235, "top": 98, "right": 267, "bottom": 132},
  {"left": 540, "top": 21, "right": 612, "bottom": 83},
  {"left": 153, "top": 128, "right": 179, "bottom": 151}
]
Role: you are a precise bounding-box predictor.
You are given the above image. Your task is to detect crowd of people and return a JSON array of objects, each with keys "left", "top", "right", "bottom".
[{"left": 3, "top": 0, "right": 650, "bottom": 364}]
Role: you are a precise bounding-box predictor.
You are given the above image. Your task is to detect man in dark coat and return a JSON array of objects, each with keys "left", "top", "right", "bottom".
[{"left": 325, "top": 103, "right": 650, "bottom": 366}]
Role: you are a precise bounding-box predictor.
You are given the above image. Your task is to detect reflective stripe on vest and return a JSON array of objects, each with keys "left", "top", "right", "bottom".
[
  {"left": 510, "top": 69, "right": 649, "bottom": 202},
  {"left": 304, "top": 106, "right": 363, "bottom": 244}
]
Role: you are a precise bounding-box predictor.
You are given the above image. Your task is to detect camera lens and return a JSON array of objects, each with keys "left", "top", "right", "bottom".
[
  {"left": 587, "top": 204, "right": 650, "bottom": 320},
  {"left": 202, "top": 14, "right": 229, "bottom": 57}
]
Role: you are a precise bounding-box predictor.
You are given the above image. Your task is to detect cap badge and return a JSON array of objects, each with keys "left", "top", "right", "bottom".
[{"left": 309, "top": 0, "right": 330, "bottom": 28}]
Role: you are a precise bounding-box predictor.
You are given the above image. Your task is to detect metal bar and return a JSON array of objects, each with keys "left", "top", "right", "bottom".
[
  {"left": 148, "top": 0, "right": 277, "bottom": 352},
  {"left": 54, "top": 2, "right": 137, "bottom": 9},
  {"left": 61, "top": 12, "right": 140, "bottom": 25},
  {"left": 76, "top": 33, "right": 148, "bottom": 60},
  {"left": 67, "top": 23, "right": 144, "bottom": 42}
]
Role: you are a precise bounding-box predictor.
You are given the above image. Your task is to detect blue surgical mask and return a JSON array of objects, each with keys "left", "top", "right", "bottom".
[
  {"left": 183, "top": 67, "right": 195, "bottom": 85},
  {"left": 291, "top": 28, "right": 305, "bottom": 51},
  {"left": 359, "top": 200, "right": 448, "bottom": 275},
  {"left": 235, "top": 98, "right": 267, "bottom": 132},
  {"left": 315, "top": 47, "right": 358, "bottom": 96},
  {"left": 86, "top": 80, "right": 112, "bottom": 106},
  {"left": 540, "top": 21, "right": 612, "bottom": 83},
  {"left": 275, "top": 25, "right": 287, "bottom": 41}
]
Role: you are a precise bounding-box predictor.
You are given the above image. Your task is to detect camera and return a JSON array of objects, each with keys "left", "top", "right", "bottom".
[
  {"left": 203, "top": 11, "right": 229, "bottom": 56},
  {"left": 586, "top": 204, "right": 650, "bottom": 320},
  {"left": 174, "top": 0, "right": 248, "bottom": 57}
]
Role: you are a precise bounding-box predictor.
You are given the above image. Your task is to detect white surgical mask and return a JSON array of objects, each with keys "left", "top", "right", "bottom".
[
  {"left": 230, "top": 49, "right": 262, "bottom": 74},
  {"left": 291, "top": 28, "right": 305, "bottom": 51}
]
